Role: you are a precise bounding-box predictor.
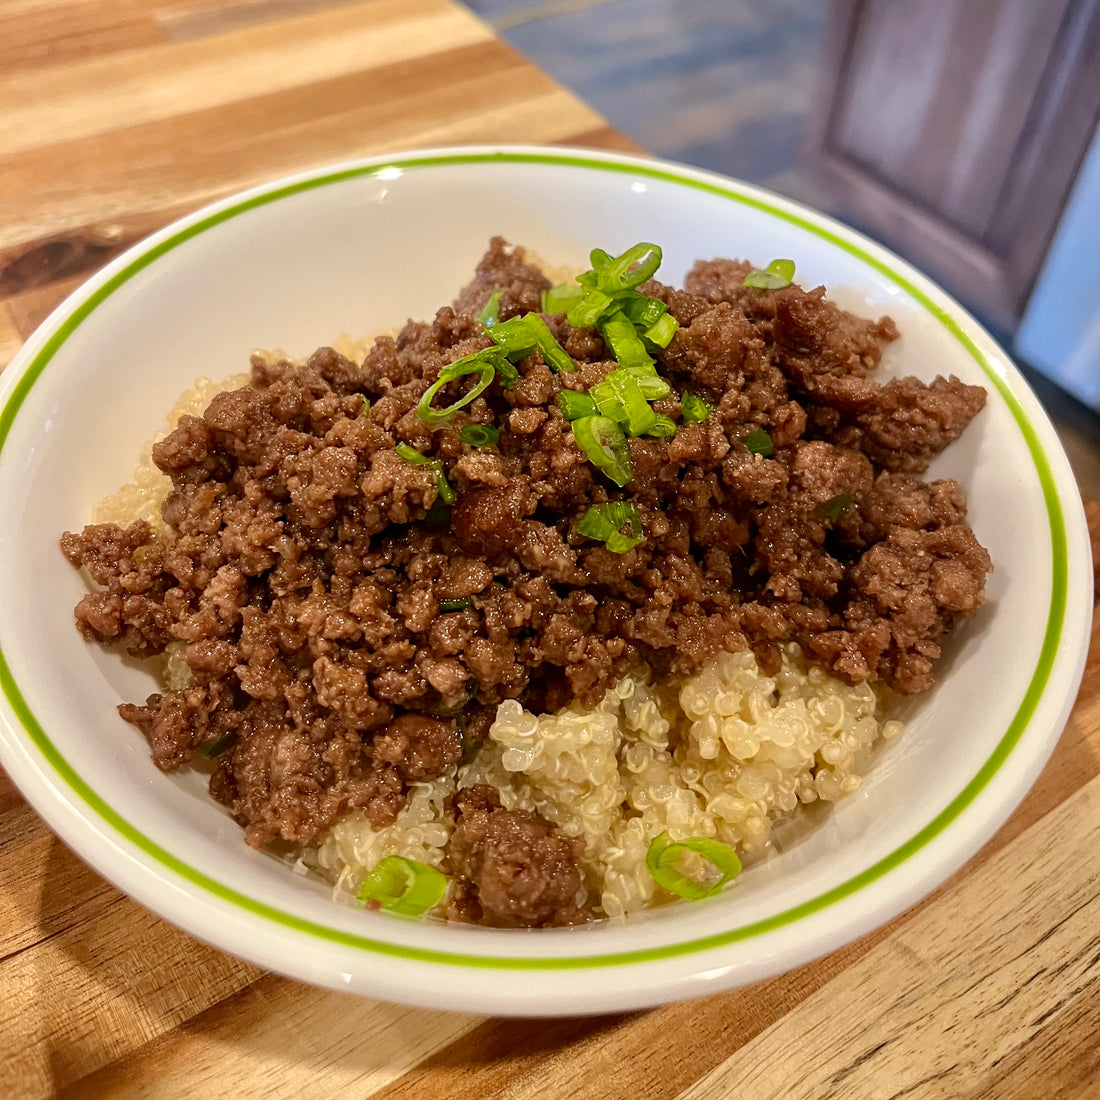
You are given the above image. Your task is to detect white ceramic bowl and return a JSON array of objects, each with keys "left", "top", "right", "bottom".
[{"left": 0, "top": 146, "right": 1090, "bottom": 1016}]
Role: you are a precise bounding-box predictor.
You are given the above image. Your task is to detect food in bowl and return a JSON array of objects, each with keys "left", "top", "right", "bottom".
[{"left": 60, "top": 238, "right": 991, "bottom": 926}]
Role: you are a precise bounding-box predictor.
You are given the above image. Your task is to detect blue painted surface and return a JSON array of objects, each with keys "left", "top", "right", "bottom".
[
  {"left": 461, "top": 0, "right": 827, "bottom": 197},
  {"left": 1016, "top": 125, "right": 1100, "bottom": 410}
]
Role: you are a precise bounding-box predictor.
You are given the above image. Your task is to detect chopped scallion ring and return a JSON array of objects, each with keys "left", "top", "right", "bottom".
[
  {"left": 643, "top": 312, "right": 679, "bottom": 348},
  {"left": 598, "top": 309, "right": 654, "bottom": 371},
  {"left": 566, "top": 286, "right": 616, "bottom": 329},
  {"left": 439, "top": 597, "right": 472, "bottom": 613},
  {"left": 477, "top": 290, "right": 502, "bottom": 327},
  {"left": 558, "top": 390, "right": 598, "bottom": 420},
  {"left": 599, "top": 242, "right": 663, "bottom": 291},
  {"left": 357, "top": 855, "right": 448, "bottom": 916},
  {"left": 621, "top": 294, "right": 668, "bottom": 329},
  {"left": 645, "top": 832, "right": 741, "bottom": 900},
  {"left": 416, "top": 354, "right": 499, "bottom": 426},
  {"left": 488, "top": 315, "right": 539, "bottom": 359},
  {"left": 743, "top": 427, "right": 774, "bottom": 456},
  {"left": 575, "top": 501, "right": 643, "bottom": 553},
  {"left": 523, "top": 313, "right": 575, "bottom": 374},
  {"left": 395, "top": 443, "right": 455, "bottom": 505},
  {"left": 607, "top": 369, "right": 660, "bottom": 437},
  {"left": 571, "top": 416, "right": 633, "bottom": 487},
  {"left": 543, "top": 283, "right": 584, "bottom": 314},
  {"left": 459, "top": 424, "right": 499, "bottom": 448},
  {"left": 816, "top": 491, "right": 852, "bottom": 522},
  {"left": 680, "top": 392, "right": 713, "bottom": 423},
  {"left": 743, "top": 258, "right": 795, "bottom": 290}
]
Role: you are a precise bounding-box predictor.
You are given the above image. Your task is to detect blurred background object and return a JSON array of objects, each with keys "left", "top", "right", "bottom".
[{"left": 463, "top": 0, "right": 1100, "bottom": 487}]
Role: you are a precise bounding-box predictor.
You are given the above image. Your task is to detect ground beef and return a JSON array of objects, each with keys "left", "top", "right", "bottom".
[
  {"left": 62, "top": 237, "right": 991, "bottom": 918},
  {"left": 445, "top": 785, "right": 587, "bottom": 927}
]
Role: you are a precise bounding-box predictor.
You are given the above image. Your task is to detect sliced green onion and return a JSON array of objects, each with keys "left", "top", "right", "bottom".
[
  {"left": 643, "top": 414, "right": 677, "bottom": 439},
  {"left": 395, "top": 443, "right": 455, "bottom": 504},
  {"left": 558, "top": 390, "right": 597, "bottom": 420},
  {"left": 459, "top": 424, "right": 499, "bottom": 448},
  {"left": 566, "top": 286, "right": 616, "bottom": 329},
  {"left": 643, "top": 312, "right": 680, "bottom": 348},
  {"left": 607, "top": 370, "right": 660, "bottom": 437},
  {"left": 589, "top": 379, "right": 626, "bottom": 423},
  {"left": 360, "top": 397, "right": 371, "bottom": 418},
  {"left": 439, "top": 597, "right": 471, "bottom": 613},
  {"left": 575, "top": 501, "right": 643, "bottom": 553},
  {"left": 395, "top": 443, "right": 431, "bottom": 465},
  {"left": 434, "top": 468, "right": 456, "bottom": 505},
  {"left": 199, "top": 732, "right": 237, "bottom": 759},
  {"left": 743, "top": 258, "right": 796, "bottom": 290},
  {"left": 589, "top": 246, "right": 613, "bottom": 270},
  {"left": 599, "top": 242, "right": 662, "bottom": 291},
  {"left": 488, "top": 313, "right": 574, "bottom": 373},
  {"left": 416, "top": 354, "right": 498, "bottom": 426},
  {"left": 598, "top": 309, "right": 654, "bottom": 371},
  {"left": 619, "top": 364, "right": 671, "bottom": 400},
  {"left": 357, "top": 855, "right": 448, "bottom": 916},
  {"left": 621, "top": 294, "right": 668, "bottom": 328},
  {"left": 494, "top": 357, "right": 519, "bottom": 389},
  {"left": 680, "top": 392, "right": 712, "bottom": 423},
  {"left": 523, "top": 313, "right": 575, "bottom": 374},
  {"left": 645, "top": 832, "right": 741, "bottom": 900},
  {"left": 572, "top": 416, "right": 633, "bottom": 487},
  {"left": 543, "top": 283, "right": 583, "bottom": 313},
  {"left": 816, "top": 491, "right": 852, "bottom": 522},
  {"left": 477, "top": 290, "right": 502, "bottom": 327},
  {"left": 488, "top": 315, "right": 538, "bottom": 359},
  {"left": 744, "top": 428, "right": 774, "bottom": 456}
]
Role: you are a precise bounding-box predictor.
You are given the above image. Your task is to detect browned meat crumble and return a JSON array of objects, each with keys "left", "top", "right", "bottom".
[{"left": 61, "top": 237, "right": 991, "bottom": 926}]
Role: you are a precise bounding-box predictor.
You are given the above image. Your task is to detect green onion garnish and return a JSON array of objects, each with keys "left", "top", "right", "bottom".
[
  {"left": 439, "top": 597, "right": 472, "bottom": 613},
  {"left": 487, "top": 315, "right": 538, "bottom": 359},
  {"left": 680, "top": 392, "right": 712, "bottom": 423},
  {"left": 459, "top": 424, "right": 499, "bottom": 448},
  {"left": 589, "top": 379, "right": 626, "bottom": 423},
  {"left": 643, "top": 312, "right": 679, "bottom": 348},
  {"left": 566, "top": 287, "right": 616, "bottom": 329},
  {"left": 621, "top": 294, "right": 668, "bottom": 328},
  {"left": 395, "top": 443, "right": 430, "bottom": 465},
  {"left": 360, "top": 397, "right": 371, "bottom": 418},
  {"left": 619, "top": 364, "right": 671, "bottom": 400},
  {"left": 643, "top": 414, "right": 677, "bottom": 439},
  {"left": 743, "top": 258, "right": 795, "bottom": 290},
  {"left": 523, "top": 313, "right": 575, "bottom": 374},
  {"left": 395, "top": 443, "right": 455, "bottom": 504},
  {"left": 357, "top": 855, "right": 448, "bottom": 916},
  {"left": 416, "top": 353, "right": 499, "bottom": 426},
  {"left": 571, "top": 416, "right": 633, "bottom": 487},
  {"left": 607, "top": 370, "right": 660, "bottom": 437},
  {"left": 425, "top": 503, "right": 451, "bottom": 526},
  {"left": 477, "top": 290, "right": 502, "bottom": 327},
  {"left": 599, "top": 242, "right": 663, "bottom": 291},
  {"left": 575, "top": 501, "right": 643, "bottom": 553},
  {"left": 645, "top": 832, "right": 741, "bottom": 900},
  {"left": 543, "top": 283, "right": 584, "bottom": 314},
  {"left": 199, "top": 732, "right": 237, "bottom": 759},
  {"left": 744, "top": 428, "right": 774, "bottom": 456},
  {"left": 558, "top": 390, "right": 597, "bottom": 420},
  {"left": 816, "top": 491, "right": 852, "bottom": 523},
  {"left": 489, "top": 314, "right": 574, "bottom": 373},
  {"left": 598, "top": 309, "right": 653, "bottom": 371}
]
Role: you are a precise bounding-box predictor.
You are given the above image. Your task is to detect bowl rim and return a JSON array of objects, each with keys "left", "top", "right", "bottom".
[{"left": 0, "top": 144, "right": 1090, "bottom": 1008}]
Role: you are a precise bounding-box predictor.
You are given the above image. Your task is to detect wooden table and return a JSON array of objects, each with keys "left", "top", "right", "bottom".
[{"left": 2, "top": 2, "right": 1098, "bottom": 1096}]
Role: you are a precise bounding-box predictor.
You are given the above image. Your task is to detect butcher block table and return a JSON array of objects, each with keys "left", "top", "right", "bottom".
[{"left": 2, "top": 2, "right": 1099, "bottom": 1096}]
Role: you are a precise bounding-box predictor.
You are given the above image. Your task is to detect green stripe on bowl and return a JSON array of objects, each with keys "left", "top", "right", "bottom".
[{"left": 0, "top": 150, "right": 1069, "bottom": 969}]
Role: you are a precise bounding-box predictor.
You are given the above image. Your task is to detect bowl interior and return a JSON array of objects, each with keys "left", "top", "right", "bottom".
[{"left": 0, "top": 150, "right": 1084, "bottom": 1011}]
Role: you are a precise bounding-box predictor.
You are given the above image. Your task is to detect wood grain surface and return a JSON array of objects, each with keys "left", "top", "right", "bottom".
[{"left": 1, "top": 2, "right": 1098, "bottom": 1097}]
